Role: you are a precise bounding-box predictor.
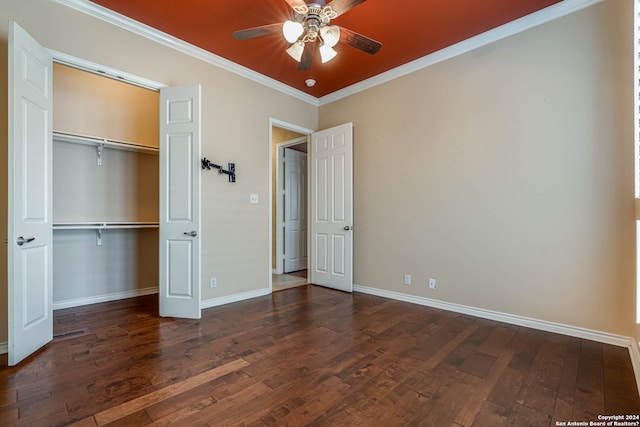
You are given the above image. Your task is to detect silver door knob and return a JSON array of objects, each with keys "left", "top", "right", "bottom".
[
  {"left": 183, "top": 231, "right": 198, "bottom": 237},
  {"left": 343, "top": 226, "right": 352, "bottom": 231},
  {"left": 16, "top": 236, "right": 35, "bottom": 246}
]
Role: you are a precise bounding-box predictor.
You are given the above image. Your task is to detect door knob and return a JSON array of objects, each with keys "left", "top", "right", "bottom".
[
  {"left": 183, "top": 231, "right": 198, "bottom": 237},
  {"left": 16, "top": 236, "right": 35, "bottom": 246},
  {"left": 343, "top": 226, "right": 352, "bottom": 231}
]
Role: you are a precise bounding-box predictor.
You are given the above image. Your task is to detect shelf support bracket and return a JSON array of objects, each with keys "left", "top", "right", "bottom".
[
  {"left": 96, "top": 223, "right": 106, "bottom": 246},
  {"left": 97, "top": 142, "right": 105, "bottom": 166}
]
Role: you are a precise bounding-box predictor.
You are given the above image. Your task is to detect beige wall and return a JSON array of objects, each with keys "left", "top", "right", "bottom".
[
  {"left": 320, "top": 0, "right": 634, "bottom": 336},
  {"left": 0, "top": 0, "right": 318, "bottom": 345}
]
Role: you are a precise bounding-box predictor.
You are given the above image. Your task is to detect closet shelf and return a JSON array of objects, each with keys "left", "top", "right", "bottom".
[
  {"left": 53, "top": 221, "right": 159, "bottom": 230},
  {"left": 53, "top": 131, "right": 159, "bottom": 155}
]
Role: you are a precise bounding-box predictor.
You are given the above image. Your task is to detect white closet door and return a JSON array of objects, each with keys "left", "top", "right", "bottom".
[
  {"left": 159, "top": 85, "right": 202, "bottom": 319},
  {"left": 7, "top": 21, "right": 54, "bottom": 365},
  {"left": 310, "top": 123, "right": 353, "bottom": 292}
]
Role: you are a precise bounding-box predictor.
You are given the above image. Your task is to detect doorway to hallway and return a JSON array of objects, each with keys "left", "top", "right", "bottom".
[{"left": 270, "top": 121, "right": 311, "bottom": 293}]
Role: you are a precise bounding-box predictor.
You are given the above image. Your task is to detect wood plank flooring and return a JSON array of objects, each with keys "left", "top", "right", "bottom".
[{"left": 1, "top": 285, "right": 638, "bottom": 426}]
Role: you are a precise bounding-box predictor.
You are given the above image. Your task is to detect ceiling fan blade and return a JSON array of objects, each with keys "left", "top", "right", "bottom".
[
  {"left": 284, "top": 0, "right": 309, "bottom": 12},
  {"left": 298, "top": 42, "right": 315, "bottom": 71},
  {"left": 339, "top": 27, "right": 382, "bottom": 55},
  {"left": 232, "top": 23, "right": 282, "bottom": 40},
  {"left": 329, "top": 0, "right": 366, "bottom": 17}
]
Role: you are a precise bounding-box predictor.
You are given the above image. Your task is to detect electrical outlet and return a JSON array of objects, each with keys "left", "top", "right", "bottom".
[
  {"left": 210, "top": 277, "right": 217, "bottom": 288},
  {"left": 404, "top": 274, "right": 411, "bottom": 286},
  {"left": 429, "top": 278, "right": 436, "bottom": 289}
]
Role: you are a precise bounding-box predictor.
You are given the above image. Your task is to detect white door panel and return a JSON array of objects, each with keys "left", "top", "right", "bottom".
[
  {"left": 315, "top": 233, "right": 328, "bottom": 273},
  {"left": 333, "top": 235, "right": 345, "bottom": 275},
  {"left": 310, "top": 123, "right": 353, "bottom": 292},
  {"left": 8, "top": 21, "right": 53, "bottom": 365},
  {"left": 159, "top": 85, "right": 201, "bottom": 319},
  {"left": 167, "top": 240, "right": 193, "bottom": 296}
]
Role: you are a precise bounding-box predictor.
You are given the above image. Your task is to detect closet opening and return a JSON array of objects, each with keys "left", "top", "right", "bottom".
[{"left": 51, "top": 63, "right": 160, "bottom": 313}]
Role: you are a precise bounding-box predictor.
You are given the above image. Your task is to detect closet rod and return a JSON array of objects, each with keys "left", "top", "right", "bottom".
[{"left": 53, "top": 131, "right": 159, "bottom": 155}]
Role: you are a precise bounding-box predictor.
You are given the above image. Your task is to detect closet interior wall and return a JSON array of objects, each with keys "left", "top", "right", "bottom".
[{"left": 52, "top": 63, "right": 160, "bottom": 308}]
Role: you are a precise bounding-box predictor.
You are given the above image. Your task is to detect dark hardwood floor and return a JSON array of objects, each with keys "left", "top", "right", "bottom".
[{"left": 1, "top": 285, "right": 638, "bottom": 426}]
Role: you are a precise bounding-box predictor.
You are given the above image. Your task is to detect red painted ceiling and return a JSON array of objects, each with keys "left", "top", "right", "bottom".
[{"left": 89, "top": 0, "right": 562, "bottom": 97}]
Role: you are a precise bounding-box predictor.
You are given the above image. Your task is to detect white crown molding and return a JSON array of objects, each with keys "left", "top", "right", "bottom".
[
  {"left": 353, "top": 284, "right": 633, "bottom": 348},
  {"left": 52, "top": 0, "right": 602, "bottom": 107},
  {"left": 318, "top": 0, "right": 604, "bottom": 105},
  {"left": 201, "top": 288, "right": 271, "bottom": 310},
  {"left": 51, "top": 0, "right": 319, "bottom": 106},
  {"left": 52, "top": 286, "right": 158, "bottom": 310}
]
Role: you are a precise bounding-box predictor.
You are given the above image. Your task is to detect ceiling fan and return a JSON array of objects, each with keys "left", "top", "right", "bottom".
[{"left": 232, "top": 0, "right": 382, "bottom": 71}]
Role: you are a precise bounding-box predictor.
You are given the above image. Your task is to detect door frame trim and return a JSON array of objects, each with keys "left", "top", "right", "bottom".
[
  {"left": 268, "top": 119, "right": 313, "bottom": 290},
  {"left": 48, "top": 49, "right": 165, "bottom": 91}
]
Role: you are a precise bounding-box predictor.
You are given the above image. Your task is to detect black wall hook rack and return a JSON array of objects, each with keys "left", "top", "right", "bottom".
[{"left": 201, "top": 157, "right": 236, "bottom": 183}]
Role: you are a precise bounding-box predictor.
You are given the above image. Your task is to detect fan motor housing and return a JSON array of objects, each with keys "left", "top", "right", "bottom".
[{"left": 297, "top": 4, "right": 336, "bottom": 42}]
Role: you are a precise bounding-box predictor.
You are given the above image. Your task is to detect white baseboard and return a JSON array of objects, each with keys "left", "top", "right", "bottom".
[
  {"left": 52, "top": 286, "right": 158, "bottom": 310},
  {"left": 353, "top": 284, "right": 633, "bottom": 348},
  {"left": 0, "top": 341, "right": 7, "bottom": 355},
  {"left": 201, "top": 288, "right": 271, "bottom": 310}
]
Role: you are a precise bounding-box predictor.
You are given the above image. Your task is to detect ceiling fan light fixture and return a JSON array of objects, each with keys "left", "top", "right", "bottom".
[
  {"left": 283, "top": 20, "right": 304, "bottom": 43},
  {"left": 319, "top": 43, "right": 337, "bottom": 63},
  {"left": 319, "top": 25, "right": 340, "bottom": 48},
  {"left": 233, "top": 0, "right": 381, "bottom": 72},
  {"left": 286, "top": 41, "right": 305, "bottom": 62}
]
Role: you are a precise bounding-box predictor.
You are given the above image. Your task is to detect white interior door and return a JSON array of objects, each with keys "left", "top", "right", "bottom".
[
  {"left": 310, "top": 123, "right": 353, "bottom": 292},
  {"left": 7, "top": 21, "right": 54, "bottom": 365},
  {"left": 159, "top": 85, "right": 201, "bottom": 319},
  {"left": 284, "top": 147, "right": 307, "bottom": 273}
]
